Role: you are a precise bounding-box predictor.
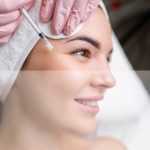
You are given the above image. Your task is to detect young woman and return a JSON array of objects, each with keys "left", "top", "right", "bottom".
[{"left": 0, "top": 3, "right": 126, "bottom": 150}]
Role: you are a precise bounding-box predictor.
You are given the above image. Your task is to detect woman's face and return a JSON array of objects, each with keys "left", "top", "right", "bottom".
[{"left": 15, "top": 8, "right": 115, "bottom": 136}]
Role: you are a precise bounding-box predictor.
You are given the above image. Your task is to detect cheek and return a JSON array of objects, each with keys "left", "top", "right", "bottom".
[
  {"left": 16, "top": 71, "right": 96, "bottom": 135},
  {"left": 45, "top": 70, "right": 88, "bottom": 100},
  {"left": 16, "top": 70, "right": 88, "bottom": 118}
]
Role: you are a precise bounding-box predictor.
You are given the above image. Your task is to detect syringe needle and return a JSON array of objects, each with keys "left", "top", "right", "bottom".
[{"left": 19, "top": 8, "right": 53, "bottom": 50}]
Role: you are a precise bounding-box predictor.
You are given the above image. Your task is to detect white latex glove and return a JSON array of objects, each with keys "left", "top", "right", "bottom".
[
  {"left": 40, "top": 0, "right": 101, "bottom": 35},
  {"left": 0, "top": 0, "right": 35, "bottom": 46}
]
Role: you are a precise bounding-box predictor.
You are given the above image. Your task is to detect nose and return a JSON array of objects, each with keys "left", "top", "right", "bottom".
[{"left": 90, "top": 66, "right": 116, "bottom": 89}]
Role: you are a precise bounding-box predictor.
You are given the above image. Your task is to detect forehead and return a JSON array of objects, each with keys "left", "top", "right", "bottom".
[
  {"left": 55, "top": 7, "right": 112, "bottom": 47},
  {"left": 73, "top": 7, "right": 112, "bottom": 46},
  {"left": 34, "top": 7, "right": 112, "bottom": 52},
  {"left": 82, "top": 7, "right": 111, "bottom": 31}
]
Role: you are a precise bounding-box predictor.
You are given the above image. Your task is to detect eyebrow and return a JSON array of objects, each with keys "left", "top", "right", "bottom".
[
  {"left": 65, "top": 35, "right": 113, "bottom": 56},
  {"left": 65, "top": 36, "right": 101, "bottom": 49}
]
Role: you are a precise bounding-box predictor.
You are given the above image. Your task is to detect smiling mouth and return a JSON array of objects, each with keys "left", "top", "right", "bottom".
[
  {"left": 75, "top": 99, "right": 98, "bottom": 106},
  {"left": 74, "top": 96, "right": 103, "bottom": 115}
]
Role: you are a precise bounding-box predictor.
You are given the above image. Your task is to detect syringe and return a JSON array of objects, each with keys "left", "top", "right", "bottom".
[{"left": 19, "top": 8, "right": 53, "bottom": 50}]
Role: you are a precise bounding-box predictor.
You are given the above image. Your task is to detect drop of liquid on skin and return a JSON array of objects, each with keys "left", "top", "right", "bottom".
[{"left": 43, "top": 37, "right": 53, "bottom": 50}]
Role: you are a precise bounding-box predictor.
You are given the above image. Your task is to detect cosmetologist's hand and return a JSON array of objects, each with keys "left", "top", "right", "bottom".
[
  {"left": 40, "top": 0, "right": 101, "bottom": 35},
  {"left": 0, "top": 0, "right": 35, "bottom": 46}
]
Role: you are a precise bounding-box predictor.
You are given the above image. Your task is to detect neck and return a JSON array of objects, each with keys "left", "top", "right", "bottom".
[{"left": 0, "top": 92, "right": 92, "bottom": 150}]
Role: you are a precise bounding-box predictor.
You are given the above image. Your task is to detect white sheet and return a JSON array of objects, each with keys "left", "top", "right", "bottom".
[{"left": 128, "top": 103, "right": 150, "bottom": 150}]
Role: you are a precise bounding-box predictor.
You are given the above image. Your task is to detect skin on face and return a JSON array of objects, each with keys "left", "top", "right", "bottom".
[{"left": 12, "top": 7, "right": 116, "bottom": 138}]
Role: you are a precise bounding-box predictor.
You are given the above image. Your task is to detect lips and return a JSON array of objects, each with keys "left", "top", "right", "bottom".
[
  {"left": 75, "top": 95, "right": 103, "bottom": 102},
  {"left": 74, "top": 96, "right": 103, "bottom": 115}
]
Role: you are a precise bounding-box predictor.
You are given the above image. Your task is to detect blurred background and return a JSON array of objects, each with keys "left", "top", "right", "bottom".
[{"left": 103, "top": 0, "right": 150, "bottom": 93}]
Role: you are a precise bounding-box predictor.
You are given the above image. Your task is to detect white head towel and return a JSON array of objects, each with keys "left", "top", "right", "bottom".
[{"left": 0, "top": 0, "right": 108, "bottom": 103}]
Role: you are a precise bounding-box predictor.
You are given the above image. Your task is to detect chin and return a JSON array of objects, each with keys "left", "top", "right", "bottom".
[
  {"left": 72, "top": 121, "right": 97, "bottom": 137},
  {"left": 83, "top": 125, "right": 96, "bottom": 136}
]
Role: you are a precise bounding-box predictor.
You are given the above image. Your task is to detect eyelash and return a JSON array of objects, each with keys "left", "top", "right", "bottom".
[
  {"left": 71, "top": 48, "right": 91, "bottom": 58},
  {"left": 107, "top": 57, "right": 111, "bottom": 63},
  {"left": 70, "top": 48, "right": 111, "bottom": 63}
]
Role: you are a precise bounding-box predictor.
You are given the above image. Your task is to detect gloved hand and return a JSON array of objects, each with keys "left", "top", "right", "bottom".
[
  {"left": 0, "top": 0, "right": 35, "bottom": 46},
  {"left": 40, "top": 0, "right": 101, "bottom": 35}
]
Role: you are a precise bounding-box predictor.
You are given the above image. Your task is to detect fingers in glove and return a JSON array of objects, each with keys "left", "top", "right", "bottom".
[
  {"left": 81, "top": 0, "right": 101, "bottom": 22},
  {"left": 0, "top": 1, "right": 34, "bottom": 26},
  {"left": 40, "top": 0, "right": 57, "bottom": 22},
  {"left": 0, "top": 0, "right": 35, "bottom": 13},
  {"left": 63, "top": 0, "right": 88, "bottom": 35},
  {"left": 51, "top": 0, "right": 74, "bottom": 34},
  {"left": 0, "top": 10, "right": 20, "bottom": 26},
  {"left": 0, "top": 19, "right": 21, "bottom": 38},
  {"left": 0, "top": 34, "right": 12, "bottom": 46},
  {"left": 23, "top": 0, "right": 36, "bottom": 10}
]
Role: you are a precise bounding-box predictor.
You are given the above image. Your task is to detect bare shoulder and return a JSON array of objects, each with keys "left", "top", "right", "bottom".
[{"left": 92, "top": 137, "right": 127, "bottom": 150}]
